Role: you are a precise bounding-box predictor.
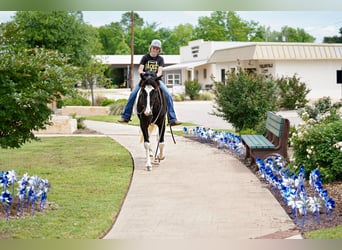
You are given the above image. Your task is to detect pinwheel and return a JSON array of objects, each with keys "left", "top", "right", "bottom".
[
  {"left": 0, "top": 171, "right": 9, "bottom": 191},
  {"left": 6, "top": 170, "right": 17, "bottom": 196},
  {"left": 40, "top": 179, "right": 50, "bottom": 209},
  {"left": 0, "top": 190, "right": 12, "bottom": 220},
  {"left": 183, "top": 126, "right": 245, "bottom": 158},
  {"left": 308, "top": 196, "right": 322, "bottom": 222},
  {"left": 1, "top": 170, "right": 50, "bottom": 220},
  {"left": 287, "top": 195, "right": 300, "bottom": 223},
  {"left": 309, "top": 168, "right": 322, "bottom": 187},
  {"left": 324, "top": 197, "right": 335, "bottom": 217}
]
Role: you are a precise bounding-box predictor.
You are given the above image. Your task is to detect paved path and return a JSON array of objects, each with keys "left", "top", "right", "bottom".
[{"left": 84, "top": 107, "right": 301, "bottom": 239}]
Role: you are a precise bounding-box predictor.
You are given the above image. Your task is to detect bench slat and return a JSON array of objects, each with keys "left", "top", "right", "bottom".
[
  {"left": 241, "top": 111, "right": 290, "bottom": 164},
  {"left": 241, "top": 135, "right": 275, "bottom": 149},
  {"left": 266, "top": 111, "right": 284, "bottom": 137}
]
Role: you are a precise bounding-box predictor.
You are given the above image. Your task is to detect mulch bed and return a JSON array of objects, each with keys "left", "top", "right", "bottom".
[{"left": 247, "top": 161, "right": 342, "bottom": 234}]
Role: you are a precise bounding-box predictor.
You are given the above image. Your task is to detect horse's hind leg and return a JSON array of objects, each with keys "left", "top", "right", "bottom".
[
  {"left": 158, "top": 142, "right": 165, "bottom": 161},
  {"left": 144, "top": 142, "right": 152, "bottom": 171},
  {"left": 157, "top": 122, "right": 166, "bottom": 161}
]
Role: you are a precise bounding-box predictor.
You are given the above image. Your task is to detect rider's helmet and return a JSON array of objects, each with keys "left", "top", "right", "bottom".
[{"left": 150, "top": 39, "right": 161, "bottom": 49}]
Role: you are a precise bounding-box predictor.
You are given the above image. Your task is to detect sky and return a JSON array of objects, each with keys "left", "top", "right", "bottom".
[{"left": 1, "top": 11, "right": 342, "bottom": 43}]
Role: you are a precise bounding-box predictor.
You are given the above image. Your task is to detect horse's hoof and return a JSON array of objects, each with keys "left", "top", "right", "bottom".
[
  {"left": 159, "top": 156, "right": 165, "bottom": 161},
  {"left": 147, "top": 165, "right": 152, "bottom": 171}
]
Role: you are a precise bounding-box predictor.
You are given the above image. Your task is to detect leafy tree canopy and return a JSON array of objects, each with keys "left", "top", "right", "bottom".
[
  {"left": 0, "top": 45, "right": 80, "bottom": 148},
  {"left": 6, "top": 11, "right": 103, "bottom": 66}
]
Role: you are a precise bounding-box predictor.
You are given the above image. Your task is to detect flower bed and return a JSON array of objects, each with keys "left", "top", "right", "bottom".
[
  {"left": 182, "top": 126, "right": 338, "bottom": 230},
  {"left": 255, "top": 156, "right": 335, "bottom": 228},
  {"left": 0, "top": 170, "right": 50, "bottom": 221},
  {"left": 182, "top": 126, "right": 245, "bottom": 158}
]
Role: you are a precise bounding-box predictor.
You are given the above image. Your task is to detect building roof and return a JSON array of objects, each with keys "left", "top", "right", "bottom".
[
  {"left": 208, "top": 42, "right": 342, "bottom": 63},
  {"left": 163, "top": 60, "right": 208, "bottom": 71},
  {"left": 94, "top": 55, "right": 180, "bottom": 65}
]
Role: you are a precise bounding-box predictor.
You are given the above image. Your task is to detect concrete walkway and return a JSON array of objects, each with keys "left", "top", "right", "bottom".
[{"left": 84, "top": 109, "right": 302, "bottom": 239}]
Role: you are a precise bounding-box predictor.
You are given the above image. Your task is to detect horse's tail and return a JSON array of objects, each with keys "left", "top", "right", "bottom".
[{"left": 140, "top": 124, "right": 157, "bottom": 143}]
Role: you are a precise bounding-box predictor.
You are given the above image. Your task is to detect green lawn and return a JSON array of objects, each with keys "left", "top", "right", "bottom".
[
  {"left": 0, "top": 136, "right": 133, "bottom": 239},
  {"left": 305, "top": 224, "right": 342, "bottom": 239}
]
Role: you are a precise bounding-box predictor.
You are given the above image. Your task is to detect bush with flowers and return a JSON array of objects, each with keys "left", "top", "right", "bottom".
[
  {"left": 0, "top": 170, "right": 50, "bottom": 221},
  {"left": 289, "top": 97, "right": 342, "bottom": 183}
]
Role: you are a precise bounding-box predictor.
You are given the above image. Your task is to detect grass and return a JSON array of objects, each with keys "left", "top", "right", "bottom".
[
  {"left": 305, "top": 225, "right": 342, "bottom": 239},
  {"left": 0, "top": 136, "right": 133, "bottom": 239}
]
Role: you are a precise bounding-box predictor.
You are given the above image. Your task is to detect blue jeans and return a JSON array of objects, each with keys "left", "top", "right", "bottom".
[{"left": 121, "top": 80, "right": 178, "bottom": 122}]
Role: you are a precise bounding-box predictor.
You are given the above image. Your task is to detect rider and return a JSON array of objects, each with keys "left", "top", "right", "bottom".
[{"left": 118, "top": 39, "right": 182, "bottom": 126}]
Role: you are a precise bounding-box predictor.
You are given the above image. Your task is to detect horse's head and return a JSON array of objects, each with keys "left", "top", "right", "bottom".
[
  {"left": 138, "top": 71, "right": 163, "bottom": 117},
  {"left": 139, "top": 70, "right": 162, "bottom": 88}
]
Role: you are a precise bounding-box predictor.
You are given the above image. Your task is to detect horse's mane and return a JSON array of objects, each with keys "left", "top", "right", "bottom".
[{"left": 139, "top": 71, "right": 161, "bottom": 88}]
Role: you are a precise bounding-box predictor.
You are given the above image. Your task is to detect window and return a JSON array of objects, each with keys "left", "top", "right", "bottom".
[
  {"left": 194, "top": 70, "right": 199, "bottom": 80},
  {"left": 203, "top": 68, "right": 207, "bottom": 79},
  {"left": 221, "top": 69, "right": 225, "bottom": 83},
  {"left": 166, "top": 73, "right": 181, "bottom": 86}
]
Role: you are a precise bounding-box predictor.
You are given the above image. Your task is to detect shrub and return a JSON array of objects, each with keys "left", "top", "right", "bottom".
[
  {"left": 70, "top": 113, "right": 86, "bottom": 129},
  {"left": 299, "top": 96, "right": 342, "bottom": 121},
  {"left": 290, "top": 97, "right": 342, "bottom": 182},
  {"left": 109, "top": 99, "right": 127, "bottom": 115},
  {"left": 290, "top": 120, "right": 342, "bottom": 183},
  {"left": 185, "top": 80, "right": 201, "bottom": 100},
  {"left": 94, "top": 95, "right": 107, "bottom": 106},
  {"left": 197, "top": 91, "right": 214, "bottom": 100},
  {"left": 213, "top": 70, "right": 278, "bottom": 132},
  {"left": 59, "top": 95, "right": 91, "bottom": 107},
  {"left": 276, "top": 74, "right": 310, "bottom": 109},
  {"left": 173, "top": 93, "right": 185, "bottom": 102},
  {"left": 100, "top": 98, "right": 116, "bottom": 106}
]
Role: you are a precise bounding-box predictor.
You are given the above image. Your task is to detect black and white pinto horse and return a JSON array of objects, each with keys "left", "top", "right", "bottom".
[{"left": 136, "top": 71, "right": 167, "bottom": 171}]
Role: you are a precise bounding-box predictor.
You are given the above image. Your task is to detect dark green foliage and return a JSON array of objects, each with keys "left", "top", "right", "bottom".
[
  {"left": 291, "top": 120, "right": 342, "bottom": 183},
  {"left": 276, "top": 74, "right": 310, "bottom": 109},
  {"left": 12, "top": 11, "right": 102, "bottom": 66},
  {"left": 213, "top": 70, "right": 278, "bottom": 132},
  {"left": 0, "top": 47, "right": 78, "bottom": 148},
  {"left": 290, "top": 97, "right": 342, "bottom": 183},
  {"left": 185, "top": 80, "right": 201, "bottom": 100}
]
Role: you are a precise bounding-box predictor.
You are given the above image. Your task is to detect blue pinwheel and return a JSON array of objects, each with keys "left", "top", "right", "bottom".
[
  {"left": 6, "top": 170, "right": 17, "bottom": 196},
  {"left": 0, "top": 190, "right": 13, "bottom": 220}
]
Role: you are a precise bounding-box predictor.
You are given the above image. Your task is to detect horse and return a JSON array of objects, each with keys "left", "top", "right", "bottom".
[{"left": 136, "top": 71, "right": 167, "bottom": 171}]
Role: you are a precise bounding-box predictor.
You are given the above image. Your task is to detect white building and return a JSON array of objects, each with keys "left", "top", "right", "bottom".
[
  {"left": 95, "top": 54, "right": 179, "bottom": 88},
  {"left": 163, "top": 40, "right": 342, "bottom": 100}
]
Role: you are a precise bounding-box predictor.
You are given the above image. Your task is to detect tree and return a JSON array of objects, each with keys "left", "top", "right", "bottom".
[
  {"left": 81, "top": 59, "right": 112, "bottom": 106},
  {"left": 98, "top": 22, "right": 125, "bottom": 54},
  {"left": 161, "top": 24, "right": 194, "bottom": 54},
  {"left": 10, "top": 11, "right": 103, "bottom": 66},
  {"left": 213, "top": 70, "right": 278, "bottom": 132},
  {"left": 0, "top": 46, "right": 80, "bottom": 148},
  {"left": 194, "top": 11, "right": 266, "bottom": 42},
  {"left": 323, "top": 27, "right": 342, "bottom": 43},
  {"left": 276, "top": 26, "right": 315, "bottom": 42},
  {"left": 194, "top": 14, "right": 227, "bottom": 41}
]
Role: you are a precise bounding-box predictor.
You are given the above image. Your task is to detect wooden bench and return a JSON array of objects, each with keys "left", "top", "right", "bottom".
[{"left": 241, "top": 111, "right": 290, "bottom": 164}]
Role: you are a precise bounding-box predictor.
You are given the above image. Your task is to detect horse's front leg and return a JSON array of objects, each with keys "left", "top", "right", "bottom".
[
  {"left": 144, "top": 142, "right": 152, "bottom": 171},
  {"left": 140, "top": 120, "right": 153, "bottom": 171}
]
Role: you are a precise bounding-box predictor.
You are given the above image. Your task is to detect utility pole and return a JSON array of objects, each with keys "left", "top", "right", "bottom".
[{"left": 130, "top": 11, "right": 134, "bottom": 91}]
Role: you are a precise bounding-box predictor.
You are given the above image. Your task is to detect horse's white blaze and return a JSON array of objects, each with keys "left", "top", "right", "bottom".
[{"left": 144, "top": 85, "right": 154, "bottom": 116}]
